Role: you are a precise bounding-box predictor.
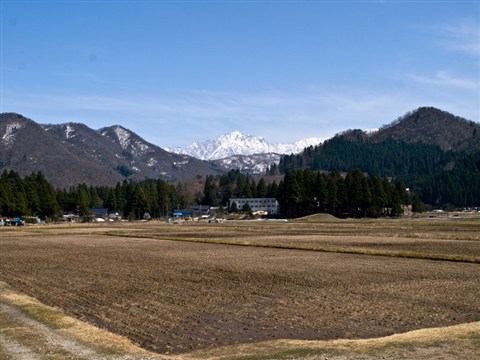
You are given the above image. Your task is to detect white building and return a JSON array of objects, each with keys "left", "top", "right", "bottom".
[{"left": 229, "top": 198, "right": 279, "bottom": 215}]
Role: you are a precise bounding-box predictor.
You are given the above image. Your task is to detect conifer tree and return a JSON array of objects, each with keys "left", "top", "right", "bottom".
[{"left": 256, "top": 178, "right": 268, "bottom": 198}]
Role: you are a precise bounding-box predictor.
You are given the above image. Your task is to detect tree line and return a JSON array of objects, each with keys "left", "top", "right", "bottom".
[
  {"left": 201, "top": 168, "right": 410, "bottom": 218},
  {"left": 279, "top": 135, "right": 452, "bottom": 179},
  {"left": 277, "top": 168, "right": 409, "bottom": 218},
  {"left": 0, "top": 169, "right": 280, "bottom": 220},
  {"left": 279, "top": 135, "right": 480, "bottom": 208},
  {"left": 0, "top": 171, "right": 59, "bottom": 220},
  {"left": 0, "top": 170, "right": 182, "bottom": 221},
  {"left": 0, "top": 167, "right": 419, "bottom": 221},
  {"left": 201, "top": 169, "right": 279, "bottom": 207}
]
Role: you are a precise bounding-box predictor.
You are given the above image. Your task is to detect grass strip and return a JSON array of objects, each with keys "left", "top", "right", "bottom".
[{"left": 105, "top": 232, "right": 480, "bottom": 264}]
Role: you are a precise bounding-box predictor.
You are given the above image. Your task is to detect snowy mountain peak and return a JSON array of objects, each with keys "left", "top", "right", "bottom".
[
  {"left": 218, "top": 131, "right": 265, "bottom": 143},
  {"left": 168, "top": 131, "right": 323, "bottom": 161}
]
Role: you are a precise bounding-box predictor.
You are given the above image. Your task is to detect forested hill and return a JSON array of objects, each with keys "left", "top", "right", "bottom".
[
  {"left": 280, "top": 107, "right": 479, "bottom": 175},
  {"left": 279, "top": 107, "right": 480, "bottom": 207},
  {"left": 370, "top": 107, "right": 480, "bottom": 152}
]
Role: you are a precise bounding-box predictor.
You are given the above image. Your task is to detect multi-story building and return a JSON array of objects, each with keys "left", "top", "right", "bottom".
[{"left": 228, "top": 198, "right": 279, "bottom": 215}]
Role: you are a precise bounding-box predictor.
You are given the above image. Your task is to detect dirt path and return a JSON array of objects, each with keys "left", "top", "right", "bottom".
[
  {"left": 0, "top": 333, "right": 41, "bottom": 360},
  {"left": 0, "top": 283, "right": 162, "bottom": 360},
  {"left": 0, "top": 302, "right": 102, "bottom": 359},
  {"left": 1, "top": 282, "right": 479, "bottom": 360}
]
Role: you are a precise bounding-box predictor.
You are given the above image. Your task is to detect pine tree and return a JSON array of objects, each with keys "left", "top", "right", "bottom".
[
  {"left": 256, "top": 178, "right": 268, "bottom": 198},
  {"left": 35, "top": 172, "right": 60, "bottom": 220},
  {"left": 202, "top": 175, "right": 218, "bottom": 206},
  {"left": 230, "top": 201, "right": 239, "bottom": 213},
  {"left": 361, "top": 177, "right": 373, "bottom": 217},
  {"left": 281, "top": 169, "right": 302, "bottom": 218},
  {"left": 242, "top": 202, "right": 253, "bottom": 216},
  {"left": 78, "top": 184, "right": 91, "bottom": 218},
  {"left": 241, "top": 177, "right": 253, "bottom": 198},
  {"left": 314, "top": 172, "right": 328, "bottom": 212},
  {"left": 412, "top": 195, "right": 424, "bottom": 213},
  {"left": 345, "top": 169, "right": 364, "bottom": 217},
  {"left": 326, "top": 174, "right": 339, "bottom": 215},
  {"left": 267, "top": 181, "right": 278, "bottom": 198},
  {"left": 103, "top": 188, "right": 118, "bottom": 211}
]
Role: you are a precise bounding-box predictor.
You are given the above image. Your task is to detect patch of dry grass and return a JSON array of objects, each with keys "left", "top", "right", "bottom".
[
  {"left": 2, "top": 280, "right": 479, "bottom": 360},
  {"left": 185, "top": 322, "right": 480, "bottom": 360},
  {"left": 0, "top": 281, "right": 157, "bottom": 358}
]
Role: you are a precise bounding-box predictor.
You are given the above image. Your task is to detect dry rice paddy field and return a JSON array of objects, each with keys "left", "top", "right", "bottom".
[{"left": 1, "top": 215, "right": 479, "bottom": 359}]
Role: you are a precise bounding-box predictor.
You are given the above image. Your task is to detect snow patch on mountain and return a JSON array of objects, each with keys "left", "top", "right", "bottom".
[
  {"left": 134, "top": 141, "right": 149, "bottom": 154},
  {"left": 2, "top": 122, "right": 24, "bottom": 147},
  {"left": 113, "top": 126, "right": 131, "bottom": 149},
  {"left": 168, "top": 131, "right": 323, "bottom": 160},
  {"left": 65, "top": 125, "right": 76, "bottom": 139},
  {"left": 147, "top": 157, "right": 158, "bottom": 167},
  {"left": 213, "top": 153, "right": 282, "bottom": 174},
  {"left": 104, "top": 126, "right": 150, "bottom": 156}
]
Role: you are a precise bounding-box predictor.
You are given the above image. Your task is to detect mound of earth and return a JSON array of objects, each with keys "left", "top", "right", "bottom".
[{"left": 293, "top": 213, "right": 340, "bottom": 222}]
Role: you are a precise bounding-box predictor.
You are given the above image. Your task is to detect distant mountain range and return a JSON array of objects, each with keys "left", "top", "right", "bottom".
[
  {"left": 167, "top": 131, "right": 323, "bottom": 174},
  {"left": 1, "top": 107, "right": 478, "bottom": 188},
  {"left": 0, "top": 113, "right": 221, "bottom": 188},
  {"left": 167, "top": 131, "right": 323, "bottom": 160}
]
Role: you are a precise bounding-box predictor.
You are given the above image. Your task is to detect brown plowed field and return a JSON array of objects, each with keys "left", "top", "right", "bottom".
[{"left": 0, "top": 218, "right": 479, "bottom": 355}]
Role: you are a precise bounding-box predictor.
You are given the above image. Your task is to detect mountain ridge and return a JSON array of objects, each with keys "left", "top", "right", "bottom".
[
  {"left": 167, "top": 131, "right": 323, "bottom": 160},
  {"left": 368, "top": 107, "right": 480, "bottom": 152},
  {"left": 2, "top": 107, "right": 478, "bottom": 189},
  {"left": 1, "top": 113, "right": 221, "bottom": 188},
  {"left": 279, "top": 107, "right": 479, "bottom": 180}
]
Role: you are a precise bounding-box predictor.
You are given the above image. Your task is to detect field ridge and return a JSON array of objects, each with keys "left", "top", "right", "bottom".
[
  {"left": 105, "top": 231, "right": 480, "bottom": 264},
  {"left": 1, "top": 281, "right": 479, "bottom": 359}
]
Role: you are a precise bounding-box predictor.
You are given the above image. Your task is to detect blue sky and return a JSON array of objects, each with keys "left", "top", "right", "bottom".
[{"left": 1, "top": 1, "right": 479, "bottom": 148}]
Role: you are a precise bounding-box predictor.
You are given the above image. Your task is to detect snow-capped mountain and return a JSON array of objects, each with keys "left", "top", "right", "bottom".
[
  {"left": 211, "top": 153, "right": 282, "bottom": 175},
  {"left": 168, "top": 131, "right": 323, "bottom": 160}
]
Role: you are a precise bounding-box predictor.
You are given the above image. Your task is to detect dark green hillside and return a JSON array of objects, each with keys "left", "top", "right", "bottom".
[
  {"left": 279, "top": 137, "right": 480, "bottom": 208},
  {"left": 279, "top": 107, "right": 480, "bottom": 208},
  {"left": 280, "top": 136, "right": 451, "bottom": 179},
  {"left": 414, "top": 152, "right": 480, "bottom": 207}
]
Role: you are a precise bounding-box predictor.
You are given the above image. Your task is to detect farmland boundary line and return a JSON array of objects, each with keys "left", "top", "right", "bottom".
[{"left": 104, "top": 232, "right": 480, "bottom": 264}]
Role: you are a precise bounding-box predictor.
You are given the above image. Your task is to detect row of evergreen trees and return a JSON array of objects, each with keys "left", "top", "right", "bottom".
[
  {"left": 0, "top": 168, "right": 412, "bottom": 220},
  {"left": 0, "top": 171, "right": 59, "bottom": 220},
  {"left": 0, "top": 170, "right": 182, "bottom": 221},
  {"left": 279, "top": 136, "right": 451, "bottom": 179},
  {"left": 277, "top": 169, "right": 409, "bottom": 218},
  {"left": 202, "top": 168, "right": 410, "bottom": 218},
  {"left": 202, "top": 169, "right": 278, "bottom": 207},
  {"left": 279, "top": 136, "right": 480, "bottom": 208},
  {"left": 57, "top": 179, "right": 183, "bottom": 220}
]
